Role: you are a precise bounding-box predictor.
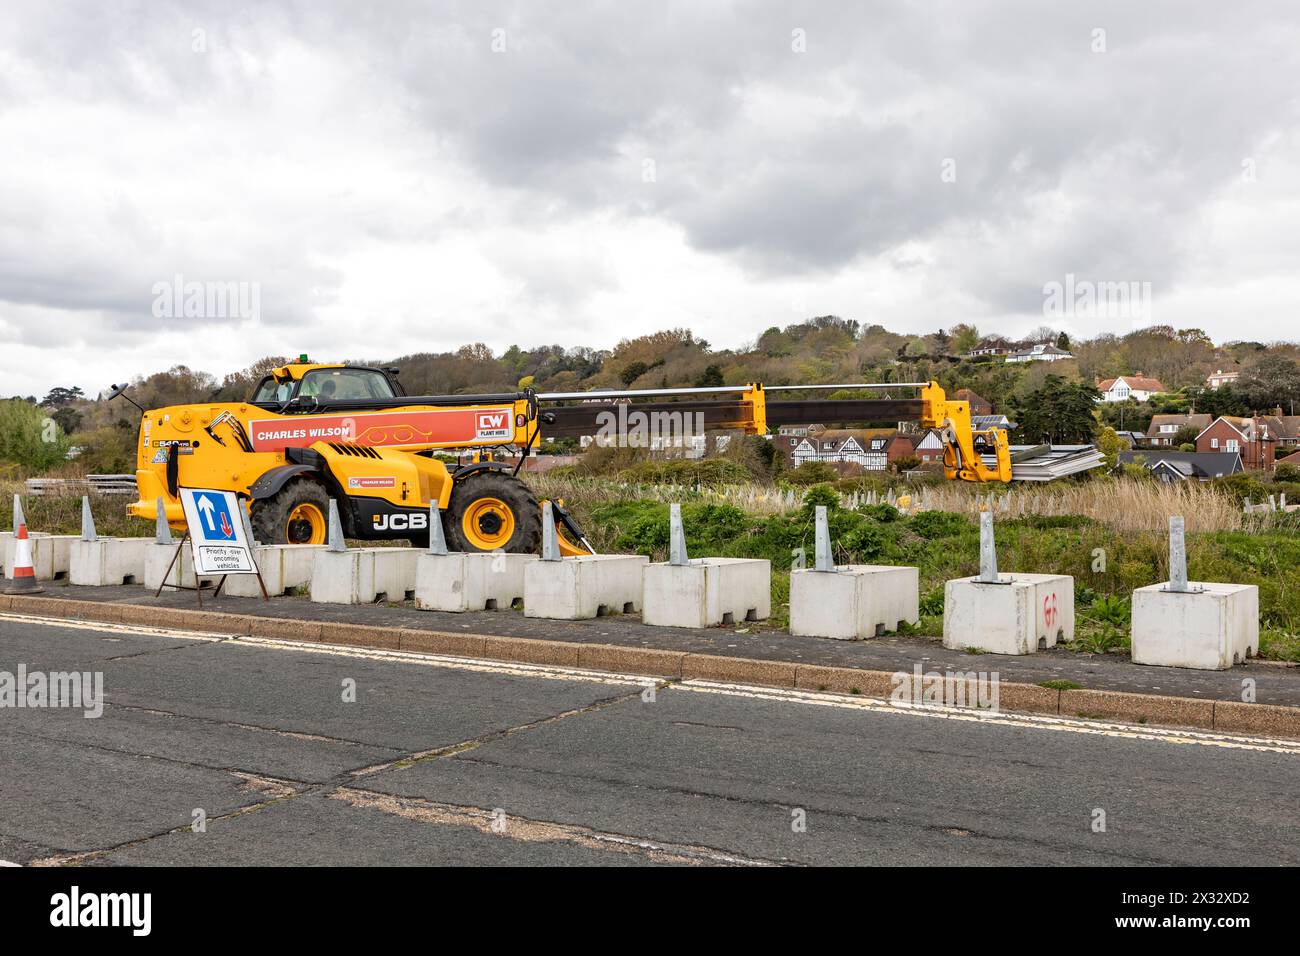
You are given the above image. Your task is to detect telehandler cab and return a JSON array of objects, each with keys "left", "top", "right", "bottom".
[{"left": 113, "top": 358, "right": 1012, "bottom": 553}]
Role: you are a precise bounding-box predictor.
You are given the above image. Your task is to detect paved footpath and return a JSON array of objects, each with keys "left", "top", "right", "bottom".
[
  {"left": 2, "top": 614, "right": 1298, "bottom": 866},
  {"left": 35, "top": 583, "right": 1300, "bottom": 708}
]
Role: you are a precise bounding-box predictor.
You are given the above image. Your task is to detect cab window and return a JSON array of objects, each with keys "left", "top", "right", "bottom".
[
  {"left": 253, "top": 377, "right": 294, "bottom": 404},
  {"left": 298, "top": 368, "right": 395, "bottom": 402}
]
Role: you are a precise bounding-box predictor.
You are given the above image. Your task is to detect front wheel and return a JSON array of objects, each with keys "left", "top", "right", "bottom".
[
  {"left": 250, "top": 479, "right": 331, "bottom": 545},
  {"left": 444, "top": 472, "right": 541, "bottom": 554}
]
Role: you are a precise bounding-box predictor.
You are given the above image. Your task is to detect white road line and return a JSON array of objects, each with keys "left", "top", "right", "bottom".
[
  {"left": 676, "top": 680, "right": 1300, "bottom": 755},
  {"left": 4, "top": 611, "right": 1298, "bottom": 754},
  {"left": 233, "top": 635, "right": 658, "bottom": 687},
  {"left": 0, "top": 612, "right": 225, "bottom": 643}
]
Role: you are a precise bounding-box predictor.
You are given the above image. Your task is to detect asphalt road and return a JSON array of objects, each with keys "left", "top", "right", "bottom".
[{"left": 2, "top": 612, "right": 1298, "bottom": 866}]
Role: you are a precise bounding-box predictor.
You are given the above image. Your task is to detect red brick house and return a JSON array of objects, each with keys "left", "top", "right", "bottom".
[
  {"left": 1195, "top": 416, "right": 1277, "bottom": 471},
  {"left": 954, "top": 388, "right": 993, "bottom": 417}
]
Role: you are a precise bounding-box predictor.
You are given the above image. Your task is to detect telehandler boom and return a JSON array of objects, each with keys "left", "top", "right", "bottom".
[{"left": 114, "top": 359, "right": 1010, "bottom": 554}]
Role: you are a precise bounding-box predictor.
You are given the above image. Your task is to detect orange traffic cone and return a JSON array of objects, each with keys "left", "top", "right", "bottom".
[{"left": 4, "top": 523, "right": 43, "bottom": 594}]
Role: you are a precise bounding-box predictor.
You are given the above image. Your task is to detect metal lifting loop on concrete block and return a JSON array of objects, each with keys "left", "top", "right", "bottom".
[
  {"left": 428, "top": 503, "right": 448, "bottom": 555},
  {"left": 1162, "top": 515, "right": 1202, "bottom": 593},
  {"left": 814, "top": 505, "right": 836, "bottom": 572},
  {"left": 154, "top": 496, "right": 173, "bottom": 544},
  {"left": 977, "top": 510, "right": 1009, "bottom": 584},
  {"left": 13, "top": 494, "right": 25, "bottom": 535},
  {"left": 669, "top": 503, "right": 689, "bottom": 566},
  {"left": 81, "top": 495, "right": 97, "bottom": 542},
  {"left": 541, "top": 501, "right": 560, "bottom": 561},
  {"left": 327, "top": 499, "right": 347, "bottom": 552}
]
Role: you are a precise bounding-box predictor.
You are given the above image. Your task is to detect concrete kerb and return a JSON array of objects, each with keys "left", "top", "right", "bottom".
[{"left": 4, "top": 595, "right": 1300, "bottom": 739}]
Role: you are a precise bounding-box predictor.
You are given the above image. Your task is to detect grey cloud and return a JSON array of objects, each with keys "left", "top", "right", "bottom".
[{"left": 1, "top": 0, "right": 1298, "bottom": 354}]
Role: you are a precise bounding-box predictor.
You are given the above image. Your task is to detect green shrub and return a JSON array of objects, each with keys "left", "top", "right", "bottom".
[
  {"left": 908, "top": 510, "right": 970, "bottom": 538},
  {"left": 1086, "top": 594, "right": 1130, "bottom": 626},
  {"left": 859, "top": 503, "right": 900, "bottom": 522},
  {"left": 0, "top": 400, "right": 71, "bottom": 471},
  {"left": 1214, "top": 473, "right": 1270, "bottom": 503},
  {"left": 783, "top": 461, "right": 839, "bottom": 486},
  {"left": 617, "top": 458, "right": 753, "bottom": 486},
  {"left": 918, "top": 587, "right": 944, "bottom": 616},
  {"left": 800, "top": 483, "right": 840, "bottom": 515}
]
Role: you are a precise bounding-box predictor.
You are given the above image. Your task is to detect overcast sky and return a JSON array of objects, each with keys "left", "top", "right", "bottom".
[{"left": 2, "top": 1, "right": 1298, "bottom": 398}]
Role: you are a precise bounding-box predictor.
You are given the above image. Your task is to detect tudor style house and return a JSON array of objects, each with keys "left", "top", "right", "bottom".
[{"left": 782, "top": 427, "right": 929, "bottom": 472}]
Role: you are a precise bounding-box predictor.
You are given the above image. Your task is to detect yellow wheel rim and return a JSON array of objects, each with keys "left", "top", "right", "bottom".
[
  {"left": 286, "top": 503, "right": 327, "bottom": 545},
  {"left": 462, "top": 497, "right": 514, "bottom": 549}
]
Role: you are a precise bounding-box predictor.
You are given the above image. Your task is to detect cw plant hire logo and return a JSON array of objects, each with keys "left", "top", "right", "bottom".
[
  {"left": 0, "top": 666, "right": 103, "bottom": 718},
  {"left": 50, "top": 887, "right": 151, "bottom": 936}
]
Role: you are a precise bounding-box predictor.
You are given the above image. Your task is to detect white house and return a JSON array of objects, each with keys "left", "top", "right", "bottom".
[
  {"left": 1096, "top": 374, "right": 1166, "bottom": 403},
  {"left": 1206, "top": 369, "right": 1240, "bottom": 390},
  {"left": 1005, "top": 343, "right": 1074, "bottom": 363}
]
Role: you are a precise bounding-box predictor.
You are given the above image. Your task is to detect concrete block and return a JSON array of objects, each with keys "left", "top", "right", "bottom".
[
  {"left": 524, "top": 554, "right": 649, "bottom": 620},
  {"left": 310, "top": 547, "right": 418, "bottom": 604},
  {"left": 790, "top": 565, "right": 919, "bottom": 640},
  {"left": 4, "top": 533, "right": 73, "bottom": 581},
  {"left": 144, "top": 542, "right": 219, "bottom": 592},
  {"left": 68, "top": 538, "right": 150, "bottom": 586},
  {"left": 415, "top": 551, "right": 537, "bottom": 612},
  {"left": 1131, "top": 582, "right": 1259, "bottom": 670},
  {"left": 310, "top": 549, "right": 373, "bottom": 604},
  {"left": 371, "top": 548, "right": 419, "bottom": 603},
  {"left": 642, "top": 557, "right": 771, "bottom": 628},
  {"left": 943, "top": 573, "right": 1074, "bottom": 655},
  {"left": 225, "top": 544, "right": 327, "bottom": 597}
]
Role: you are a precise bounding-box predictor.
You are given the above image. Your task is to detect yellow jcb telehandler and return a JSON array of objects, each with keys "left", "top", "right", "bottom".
[{"left": 111, "top": 358, "right": 1011, "bottom": 553}]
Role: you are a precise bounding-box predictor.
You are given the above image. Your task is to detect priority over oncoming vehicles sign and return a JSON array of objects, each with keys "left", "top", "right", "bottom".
[{"left": 178, "top": 488, "right": 256, "bottom": 575}]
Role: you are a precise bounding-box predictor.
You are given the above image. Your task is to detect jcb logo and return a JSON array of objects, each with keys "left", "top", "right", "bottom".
[{"left": 372, "top": 513, "right": 428, "bottom": 531}]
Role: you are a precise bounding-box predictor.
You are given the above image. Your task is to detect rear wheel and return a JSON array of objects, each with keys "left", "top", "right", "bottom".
[
  {"left": 251, "top": 479, "right": 331, "bottom": 545},
  {"left": 445, "top": 472, "right": 541, "bottom": 554}
]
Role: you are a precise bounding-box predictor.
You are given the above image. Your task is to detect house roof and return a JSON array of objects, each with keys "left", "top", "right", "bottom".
[
  {"left": 1145, "top": 414, "right": 1211, "bottom": 437},
  {"left": 954, "top": 388, "right": 991, "bottom": 408},
  {"left": 1098, "top": 374, "right": 1166, "bottom": 393},
  {"left": 1118, "top": 450, "right": 1244, "bottom": 478},
  {"left": 1008, "top": 343, "right": 1073, "bottom": 357},
  {"left": 798, "top": 428, "right": 903, "bottom": 454},
  {"left": 1196, "top": 415, "right": 1284, "bottom": 443}
]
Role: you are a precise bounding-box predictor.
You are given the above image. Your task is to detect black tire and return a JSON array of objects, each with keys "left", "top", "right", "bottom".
[
  {"left": 444, "top": 471, "right": 541, "bottom": 554},
  {"left": 250, "top": 478, "right": 332, "bottom": 545}
]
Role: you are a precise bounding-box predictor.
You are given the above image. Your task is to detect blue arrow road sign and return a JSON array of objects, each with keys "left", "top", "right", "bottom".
[{"left": 195, "top": 492, "right": 236, "bottom": 541}]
